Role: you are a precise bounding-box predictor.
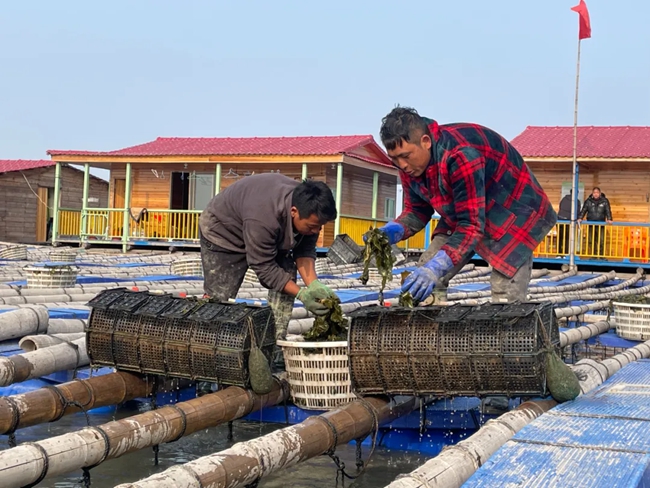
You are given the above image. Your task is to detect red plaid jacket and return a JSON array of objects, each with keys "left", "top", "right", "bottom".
[{"left": 395, "top": 119, "right": 557, "bottom": 278}]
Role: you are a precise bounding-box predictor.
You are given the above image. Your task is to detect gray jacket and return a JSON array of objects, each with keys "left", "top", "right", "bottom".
[{"left": 199, "top": 173, "right": 318, "bottom": 291}]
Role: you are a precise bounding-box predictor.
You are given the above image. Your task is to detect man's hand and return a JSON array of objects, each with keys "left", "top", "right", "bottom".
[
  {"left": 364, "top": 221, "right": 404, "bottom": 245},
  {"left": 402, "top": 250, "right": 454, "bottom": 302},
  {"left": 296, "top": 279, "right": 337, "bottom": 316},
  {"left": 606, "top": 219, "right": 613, "bottom": 224}
]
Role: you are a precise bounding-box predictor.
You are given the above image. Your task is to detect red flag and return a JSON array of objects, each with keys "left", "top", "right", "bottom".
[{"left": 571, "top": 0, "right": 592, "bottom": 40}]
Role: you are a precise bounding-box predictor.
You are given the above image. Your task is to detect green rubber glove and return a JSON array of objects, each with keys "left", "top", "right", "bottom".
[
  {"left": 306, "top": 279, "right": 338, "bottom": 300},
  {"left": 297, "top": 280, "right": 337, "bottom": 316}
]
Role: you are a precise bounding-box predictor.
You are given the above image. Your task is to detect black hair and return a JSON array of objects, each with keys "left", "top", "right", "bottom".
[
  {"left": 292, "top": 179, "right": 337, "bottom": 222},
  {"left": 379, "top": 106, "right": 431, "bottom": 151},
  {"left": 593, "top": 187, "right": 601, "bottom": 192}
]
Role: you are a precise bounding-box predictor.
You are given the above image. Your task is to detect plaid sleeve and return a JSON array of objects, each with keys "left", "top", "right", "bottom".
[
  {"left": 394, "top": 172, "right": 433, "bottom": 238},
  {"left": 440, "top": 148, "right": 486, "bottom": 265}
]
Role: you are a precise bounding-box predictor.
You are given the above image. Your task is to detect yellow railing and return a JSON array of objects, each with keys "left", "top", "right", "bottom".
[
  {"left": 536, "top": 221, "right": 650, "bottom": 262},
  {"left": 131, "top": 210, "right": 201, "bottom": 240},
  {"left": 56, "top": 209, "right": 202, "bottom": 242},
  {"left": 339, "top": 215, "right": 430, "bottom": 249},
  {"left": 58, "top": 209, "right": 81, "bottom": 237}
]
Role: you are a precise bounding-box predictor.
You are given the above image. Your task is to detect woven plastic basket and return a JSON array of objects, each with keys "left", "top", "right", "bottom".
[
  {"left": 24, "top": 265, "right": 78, "bottom": 288},
  {"left": 276, "top": 339, "right": 356, "bottom": 410},
  {"left": 613, "top": 301, "right": 650, "bottom": 341},
  {"left": 0, "top": 246, "right": 28, "bottom": 260},
  {"left": 170, "top": 257, "right": 203, "bottom": 277}
]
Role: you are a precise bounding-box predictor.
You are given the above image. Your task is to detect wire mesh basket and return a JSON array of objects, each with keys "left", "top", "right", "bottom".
[
  {"left": 348, "top": 301, "right": 558, "bottom": 398},
  {"left": 86, "top": 289, "right": 276, "bottom": 387}
]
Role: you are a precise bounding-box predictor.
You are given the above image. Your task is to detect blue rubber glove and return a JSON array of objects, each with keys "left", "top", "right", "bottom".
[
  {"left": 401, "top": 250, "right": 454, "bottom": 302},
  {"left": 364, "top": 221, "right": 404, "bottom": 245}
]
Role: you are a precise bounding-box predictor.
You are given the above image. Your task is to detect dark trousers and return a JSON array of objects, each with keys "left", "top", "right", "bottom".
[{"left": 199, "top": 234, "right": 296, "bottom": 340}]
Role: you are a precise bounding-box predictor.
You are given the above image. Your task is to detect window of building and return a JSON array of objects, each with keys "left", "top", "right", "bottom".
[{"left": 385, "top": 197, "right": 396, "bottom": 219}]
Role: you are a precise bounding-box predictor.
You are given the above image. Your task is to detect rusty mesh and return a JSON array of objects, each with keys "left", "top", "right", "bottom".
[
  {"left": 86, "top": 290, "right": 276, "bottom": 387},
  {"left": 348, "top": 301, "right": 558, "bottom": 398}
]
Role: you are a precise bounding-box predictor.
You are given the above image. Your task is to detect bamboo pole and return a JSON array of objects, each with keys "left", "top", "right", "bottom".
[
  {"left": 559, "top": 320, "right": 610, "bottom": 347},
  {"left": 0, "top": 371, "right": 152, "bottom": 435},
  {"left": 0, "top": 306, "right": 49, "bottom": 341},
  {"left": 385, "top": 338, "right": 650, "bottom": 488},
  {"left": 0, "top": 337, "right": 88, "bottom": 387},
  {"left": 0, "top": 379, "right": 290, "bottom": 488},
  {"left": 554, "top": 300, "right": 610, "bottom": 319},
  {"left": 19, "top": 332, "right": 86, "bottom": 351},
  {"left": 115, "top": 396, "right": 418, "bottom": 488}
]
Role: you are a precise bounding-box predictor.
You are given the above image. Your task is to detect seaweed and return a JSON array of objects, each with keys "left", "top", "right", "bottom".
[
  {"left": 616, "top": 294, "right": 650, "bottom": 305},
  {"left": 303, "top": 297, "right": 348, "bottom": 342},
  {"left": 398, "top": 291, "right": 415, "bottom": 308},
  {"left": 360, "top": 227, "right": 396, "bottom": 304}
]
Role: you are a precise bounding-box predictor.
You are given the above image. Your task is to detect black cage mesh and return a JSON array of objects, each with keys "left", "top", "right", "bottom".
[
  {"left": 348, "top": 301, "right": 557, "bottom": 398},
  {"left": 86, "top": 289, "right": 276, "bottom": 388}
]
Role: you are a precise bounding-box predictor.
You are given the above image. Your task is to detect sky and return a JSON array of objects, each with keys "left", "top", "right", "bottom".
[{"left": 1, "top": 1, "right": 648, "bottom": 181}]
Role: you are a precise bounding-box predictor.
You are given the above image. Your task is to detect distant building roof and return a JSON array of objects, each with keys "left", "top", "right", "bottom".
[
  {"left": 0, "top": 159, "right": 55, "bottom": 173},
  {"left": 511, "top": 126, "right": 650, "bottom": 159},
  {"left": 0, "top": 159, "right": 108, "bottom": 183},
  {"left": 48, "top": 135, "right": 394, "bottom": 167}
]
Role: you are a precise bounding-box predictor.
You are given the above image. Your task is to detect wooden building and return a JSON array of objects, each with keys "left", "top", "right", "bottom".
[
  {"left": 511, "top": 126, "right": 650, "bottom": 222},
  {"left": 511, "top": 126, "right": 650, "bottom": 262},
  {"left": 0, "top": 160, "right": 108, "bottom": 244},
  {"left": 47, "top": 135, "right": 429, "bottom": 251}
]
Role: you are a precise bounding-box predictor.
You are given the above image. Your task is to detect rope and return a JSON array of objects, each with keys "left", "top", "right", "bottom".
[
  {"left": 73, "top": 378, "right": 96, "bottom": 408},
  {"left": 81, "top": 425, "right": 111, "bottom": 488},
  {"left": 3, "top": 396, "right": 20, "bottom": 447},
  {"left": 150, "top": 376, "right": 161, "bottom": 465},
  {"left": 43, "top": 385, "right": 92, "bottom": 426},
  {"left": 166, "top": 404, "right": 188, "bottom": 443},
  {"left": 22, "top": 442, "right": 50, "bottom": 488},
  {"left": 273, "top": 376, "right": 291, "bottom": 426},
  {"left": 310, "top": 398, "right": 381, "bottom": 484}
]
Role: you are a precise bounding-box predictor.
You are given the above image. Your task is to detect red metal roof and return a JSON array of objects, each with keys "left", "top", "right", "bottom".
[
  {"left": 48, "top": 135, "right": 394, "bottom": 167},
  {"left": 0, "top": 159, "right": 55, "bottom": 173},
  {"left": 511, "top": 126, "right": 650, "bottom": 159}
]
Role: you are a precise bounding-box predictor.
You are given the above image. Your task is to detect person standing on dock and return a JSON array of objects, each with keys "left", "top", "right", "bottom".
[
  {"left": 578, "top": 187, "right": 613, "bottom": 259},
  {"left": 375, "top": 106, "right": 557, "bottom": 303},
  {"left": 199, "top": 173, "right": 338, "bottom": 369},
  {"left": 557, "top": 190, "right": 581, "bottom": 256}
]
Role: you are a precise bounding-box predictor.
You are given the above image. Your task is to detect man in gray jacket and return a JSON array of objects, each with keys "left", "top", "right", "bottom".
[{"left": 199, "top": 173, "right": 339, "bottom": 345}]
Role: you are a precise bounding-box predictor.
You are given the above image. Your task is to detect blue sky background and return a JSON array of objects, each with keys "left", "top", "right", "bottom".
[{"left": 1, "top": 1, "right": 648, "bottom": 180}]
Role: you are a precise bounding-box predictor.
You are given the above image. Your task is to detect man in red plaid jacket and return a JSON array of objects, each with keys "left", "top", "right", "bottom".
[{"left": 375, "top": 106, "right": 557, "bottom": 303}]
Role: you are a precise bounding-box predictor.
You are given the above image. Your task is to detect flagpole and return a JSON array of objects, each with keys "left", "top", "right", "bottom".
[{"left": 568, "top": 37, "right": 582, "bottom": 270}]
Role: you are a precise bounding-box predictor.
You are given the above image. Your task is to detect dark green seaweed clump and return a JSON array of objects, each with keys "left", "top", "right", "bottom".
[
  {"left": 360, "top": 227, "right": 396, "bottom": 303},
  {"left": 303, "top": 297, "right": 348, "bottom": 342}
]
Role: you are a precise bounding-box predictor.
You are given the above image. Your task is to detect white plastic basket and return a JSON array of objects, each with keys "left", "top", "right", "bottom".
[
  {"left": 170, "top": 257, "right": 203, "bottom": 277},
  {"left": 50, "top": 250, "right": 77, "bottom": 262},
  {"left": 613, "top": 301, "right": 650, "bottom": 341},
  {"left": 243, "top": 268, "right": 259, "bottom": 284},
  {"left": 0, "top": 246, "right": 28, "bottom": 260},
  {"left": 276, "top": 339, "right": 356, "bottom": 410},
  {"left": 24, "top": 265, "right": 79, "bottom": 288}
]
